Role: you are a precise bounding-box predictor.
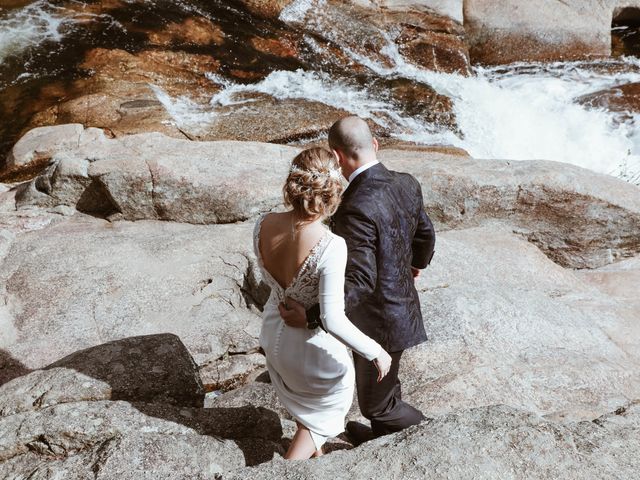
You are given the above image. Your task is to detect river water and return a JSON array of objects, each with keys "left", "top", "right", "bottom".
[{"left": 1, "top": 0, "right": 639, "bottom": 183}]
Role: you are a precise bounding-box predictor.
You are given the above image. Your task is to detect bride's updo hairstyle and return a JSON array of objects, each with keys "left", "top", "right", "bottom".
[{"left": 283, "top": 147, "right": 343, "bottom": 222}]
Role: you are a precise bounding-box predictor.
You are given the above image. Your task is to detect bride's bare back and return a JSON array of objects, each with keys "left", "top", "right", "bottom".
[{"left": 258, "top": 211, "right": 327, "bottom": 290}]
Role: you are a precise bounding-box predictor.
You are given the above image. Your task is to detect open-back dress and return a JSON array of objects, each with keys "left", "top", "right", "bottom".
[{"left": 253, "top": 214, "right": 382, "bottom": 449}]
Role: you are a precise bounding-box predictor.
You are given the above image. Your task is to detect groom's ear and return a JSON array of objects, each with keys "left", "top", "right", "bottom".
[
  {"left": 372, "top": 137, "right": 379, "bottom": 153},
  {"left": 331, "top": 148, "right": 342, "bottom": 164}
]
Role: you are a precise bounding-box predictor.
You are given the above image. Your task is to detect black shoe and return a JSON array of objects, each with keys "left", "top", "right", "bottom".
[{"left": 345, "top": 421, "right": 375, "bottom": 446}]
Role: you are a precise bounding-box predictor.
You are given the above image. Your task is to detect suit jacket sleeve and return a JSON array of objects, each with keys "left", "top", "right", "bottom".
[
  {"left": 411, "top": 180, "right": 436, "bottom": 269},
  {"left": 333, "top": 206, "right": 378, "bottom": 315}
]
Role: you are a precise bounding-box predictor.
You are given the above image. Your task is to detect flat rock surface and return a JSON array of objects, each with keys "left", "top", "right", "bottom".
[{"left": 0, "top": 216, "right": 261, "bottom": 373}]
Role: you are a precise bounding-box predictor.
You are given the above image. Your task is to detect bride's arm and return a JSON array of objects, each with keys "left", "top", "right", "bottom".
[{"left": 318, "top": 237, "right": 382, "bottom": 361}]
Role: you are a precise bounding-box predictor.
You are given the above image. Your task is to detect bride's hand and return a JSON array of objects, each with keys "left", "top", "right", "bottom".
[{"left": 373, "top": 349, "right": 392, "bottom": 382}]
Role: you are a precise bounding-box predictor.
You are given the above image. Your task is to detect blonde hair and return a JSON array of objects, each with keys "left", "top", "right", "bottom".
[{"left": 283, "top": 147, "right": 343, "bottom": 223}]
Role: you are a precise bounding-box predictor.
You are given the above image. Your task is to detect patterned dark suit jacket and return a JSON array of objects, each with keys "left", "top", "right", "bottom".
[{"left": 329, "top": 162, "right": 435, "bottom": 352}]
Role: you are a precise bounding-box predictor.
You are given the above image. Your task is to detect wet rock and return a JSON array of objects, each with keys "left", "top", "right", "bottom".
[
  {"left": 147, "top": 17, "right": 226, "bottom": 47},
  {"left": 383, "top": 8, "right": 470, "bottom": 74},
  {"left": 250, "top": 36, "right": 298, "bottom": 59},
  {"left": 199, "top": 95, "right": 350, "bottom": 143},
  {"left": 464, "top": 0, "right": 615, "bottom": 65},
  {"left": 22, "top": 48, "right": 222, "bottom": 153},
  {"left": 239, "top": 0, "right": 293, "bottom": 19},
  {"left": 280, "top": 0, "right": 469, "bottom": 74},
  {"left": 380, "top": 149, "right": 640, "bottom": 269},
  {"left": 372, "top": 77, "right": 457, "bottom": 131},
  {"left": 577, "top": 81, "right": 640, "bottom": 118}
]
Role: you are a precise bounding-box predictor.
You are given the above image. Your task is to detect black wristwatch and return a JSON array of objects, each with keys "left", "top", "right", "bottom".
[{"left": 306, "top": 304, "right": 324, "bottom": 331}]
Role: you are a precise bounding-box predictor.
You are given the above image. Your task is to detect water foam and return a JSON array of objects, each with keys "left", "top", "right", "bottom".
[
  {"left": 152, "top": 4, "right": 640, "bottom": 182},
  {"left": 343, "top": 38, "right": 640, "bottom": 179},
  {"left": 0, "top": 1, "right": 72, "bottom": 64},
  {"left": 279, "top": 0, "right": 326, "bottom": 24},
  {"left": 149, "top": 84, "right": 218, "bottom": 130}
]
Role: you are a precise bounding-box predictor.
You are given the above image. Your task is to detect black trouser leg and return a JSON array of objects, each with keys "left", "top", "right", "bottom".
[{"left": 353, "top": 350, "right": 425, "bottom": 436}]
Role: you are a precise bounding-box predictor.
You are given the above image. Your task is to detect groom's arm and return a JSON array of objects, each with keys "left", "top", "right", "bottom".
[
  {"left": 411, "top": 181, "right": 435, "bottom": 273},
  {"left": 280, "top": 207, "right": 378, "bottom": 328}
]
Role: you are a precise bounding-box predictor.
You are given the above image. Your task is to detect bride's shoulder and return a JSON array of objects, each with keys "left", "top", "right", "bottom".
[{"left": 322, "top": 232, "right": 348, "bottom": 257}]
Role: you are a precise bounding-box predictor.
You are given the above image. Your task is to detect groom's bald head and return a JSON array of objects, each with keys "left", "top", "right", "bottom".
[{"left": 328, "top": 116, "right": 376, "bottom": 161}]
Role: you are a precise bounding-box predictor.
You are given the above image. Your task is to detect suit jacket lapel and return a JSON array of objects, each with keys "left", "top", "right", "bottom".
[{"left": 342, "top": 162, "right": 386, "bottom": 201}]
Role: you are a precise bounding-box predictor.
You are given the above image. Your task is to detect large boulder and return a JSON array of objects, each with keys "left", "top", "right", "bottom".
[
  {"left": 0, "top": 216, "right": 262, "bottom": 373},
  {"left": 14, "top": 129, "right": 299, "bottom": 223},
  {"left": 380, "top": 150, "right": 640, "bottom": 268},
  {"left": 224, "top": 402, "right": 640, "bottom": 479},
  {"left": 214, "top": 227, "right": 640, "bottom": 427},
  {"left": 406, "top": 227, "right": 640, "bottom": 422},
  {"left": 0, "top": 334, "right": 284, "bottom": 478},
  {"left": 463, "top": 0, "right": 622, "bottom": 65},
  {"left": 12, "top": 132, "right": 640, "bottom": 267}
]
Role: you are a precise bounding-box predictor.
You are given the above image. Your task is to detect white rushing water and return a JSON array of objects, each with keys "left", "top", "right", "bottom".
[
  {"left": 155, "top": 55, "right": 640, "bottom": 182},
  {"left": 0, "top": 1, "right": 72, "bottom": 64}
]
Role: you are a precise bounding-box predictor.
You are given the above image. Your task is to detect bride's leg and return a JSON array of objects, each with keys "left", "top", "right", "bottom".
[{"left": 285, "top": 423, "right": 318, "bottom": 460}]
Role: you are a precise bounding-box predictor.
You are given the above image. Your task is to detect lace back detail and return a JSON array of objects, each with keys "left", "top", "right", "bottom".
[{"left": 254, "top": 214, "right": 332, "bottom": 309}]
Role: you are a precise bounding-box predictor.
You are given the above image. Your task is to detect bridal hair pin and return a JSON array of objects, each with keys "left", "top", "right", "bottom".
[{"left": 289, "top": 166, "right": 342, "bottom": 181}]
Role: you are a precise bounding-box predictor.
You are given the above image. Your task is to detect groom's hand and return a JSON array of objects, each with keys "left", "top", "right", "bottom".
[{"left": 278, "top": 297, "right": 307, "bottom": 328}]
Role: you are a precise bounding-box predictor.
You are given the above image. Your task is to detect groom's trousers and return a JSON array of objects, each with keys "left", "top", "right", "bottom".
[{"left": 353, "top": 350, "right": 425, "bottom": 436}]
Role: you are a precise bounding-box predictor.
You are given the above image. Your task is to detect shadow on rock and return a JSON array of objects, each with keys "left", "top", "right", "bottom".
[
  {"left": 0, "top": 350, "right": 31, "bottom": 387},
  {"left": 45, "top": 333, "right": 283, "bottom": 466}
]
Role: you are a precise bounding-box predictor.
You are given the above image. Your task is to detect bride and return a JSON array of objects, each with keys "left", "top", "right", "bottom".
[{"left": 253, "top": 147, "right": 392, "bottom": 460}]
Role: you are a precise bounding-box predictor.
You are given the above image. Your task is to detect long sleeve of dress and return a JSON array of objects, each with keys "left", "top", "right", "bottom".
[{"left": 318, "top": 236, "right": 382, "bottom": 361}]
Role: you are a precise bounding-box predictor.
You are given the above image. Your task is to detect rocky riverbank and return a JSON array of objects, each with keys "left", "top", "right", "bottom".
[
  {"left": 0, "top": 126, "right": 639, "bottom": 478},
  {"left": 3, "top": 0, "right": 640, "bottom": 180},
  {"left": 1, "top": 0, "right": 640, "bottom": 477}
]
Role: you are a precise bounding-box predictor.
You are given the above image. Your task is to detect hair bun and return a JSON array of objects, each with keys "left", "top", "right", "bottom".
[{"left": 283, "top": 148, "right": 343, "bottom": 221}]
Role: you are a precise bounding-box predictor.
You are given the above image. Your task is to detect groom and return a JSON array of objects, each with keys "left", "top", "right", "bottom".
[{"left": 279, "top": 116, "right": 436, "bottom": 445}]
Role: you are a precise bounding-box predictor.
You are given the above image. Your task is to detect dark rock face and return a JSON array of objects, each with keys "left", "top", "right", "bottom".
[
  {"left": 0, "top": 334, "right": 285, "bottom": 478},
  {"left": 577, "top": 82, "right": 640, "bottom": 118},
  {"left": 47, "top": 334, "right": 206, "bottom": 408}
]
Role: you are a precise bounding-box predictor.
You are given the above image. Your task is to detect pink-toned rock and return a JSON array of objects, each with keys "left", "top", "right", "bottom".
[{"left": 464, "top": 0, "right": 614, "bottom": 65}]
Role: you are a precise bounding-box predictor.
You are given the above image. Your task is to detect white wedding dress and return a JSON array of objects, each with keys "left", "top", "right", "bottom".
[{"left": 253, "top": 214, "right": 382, "bottom": 450}]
